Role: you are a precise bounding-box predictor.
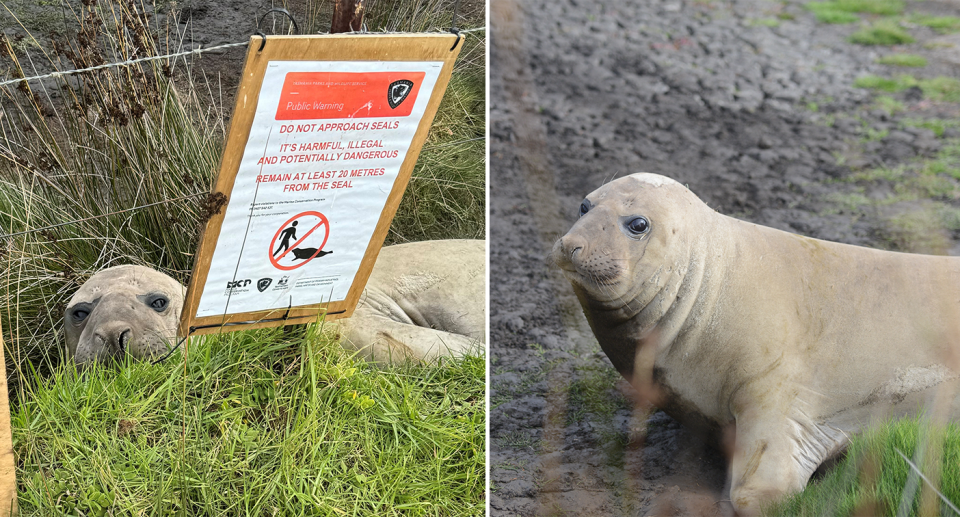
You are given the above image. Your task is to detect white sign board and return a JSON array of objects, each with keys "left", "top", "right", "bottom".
[
  {"left": 180, "top": 34, "right": 463, "bottom": 335},
  {"left": 195, "top": 61, "right": 442, "bottom": 318}
]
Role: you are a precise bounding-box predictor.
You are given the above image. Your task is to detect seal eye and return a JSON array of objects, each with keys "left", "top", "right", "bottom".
[
  {"left": 625, "top": 216, "right": 650, "bottom": 235},
  {"left": 73, "top": 309, "right": 89, "bottom": 322},
  {"left": 579, "top": 201, "right": 590, "bottom": 218},
  {"left": 148, "top": 296, "right": 168, "bottom": 312}
]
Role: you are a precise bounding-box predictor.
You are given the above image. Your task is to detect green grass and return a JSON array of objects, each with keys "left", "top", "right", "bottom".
[
  {"left": 766, "top": 418, "right": 960, "bottom": 516},
  {"left": 748, "top": 18, "right": 781, "bottom": 27},
  {"left": 877, "top": 53, "right": 928, "bottom": 67},
  {"left": 849, "top": 20, "right": 915, "bottom": 45},
  {"left": 850, "top": 166, "right": 906, "bottom": 182},
  {"left": 805, "top": 0, "right": 905, "bottom": 22},
  {"left": 854, "top": 74, "right": 912, "bottom": 92},
  {"left": 13, "top": 327, "right": 486, "bottom": 516},
  {"left": 389, "top": 32, "right": 485, "bottom": 244},
  {"left": 566, "top": 365, "right": 627, "bottom": 425},
  {"left": 901, "top": 118, "right": 960, "bottom": 138},
  {"left": 854, "top": 74, "right": 960, "bottom": 102},
  {"left": 911, "top": 14, "right": 960, "bottom": 33},
  {"left": 825, "top": 130, "right": 960, "bottom": 253},
  {"left": 806, "top": 3, "right": 859, "bottom": 24},
  {"left": 917, "top": 76, "right": 960, "bottom": 102},
  {"left": 876, "top": 95, "right": 906, "bottom": 114},
  {"left": 824, "top": 191, "right": 872, "bottom": 213}
]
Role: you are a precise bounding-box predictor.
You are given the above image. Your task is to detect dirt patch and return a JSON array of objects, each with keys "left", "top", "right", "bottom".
[{"left": 490, "top": 0, "right": 960, "bottom": 515}]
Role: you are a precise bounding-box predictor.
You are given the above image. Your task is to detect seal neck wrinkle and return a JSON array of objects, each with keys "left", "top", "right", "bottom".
[{"left": 585, "top": 229, "right": 721, "bottom": 379}]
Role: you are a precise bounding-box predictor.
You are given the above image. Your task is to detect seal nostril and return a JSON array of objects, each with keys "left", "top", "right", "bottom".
[{"left": 118, "top": 329, "right": 131, "bottom": 353}]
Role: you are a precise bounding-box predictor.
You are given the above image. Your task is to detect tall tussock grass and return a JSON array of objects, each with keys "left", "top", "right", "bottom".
[{"left": 0, "top": 0, "right": 222, "bottom": 389}]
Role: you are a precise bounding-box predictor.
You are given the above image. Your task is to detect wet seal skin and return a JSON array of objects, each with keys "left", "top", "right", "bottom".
[
  {"left": 553, "top": 172, "right": 960, "bottom": 515},
  {"left": 336, "top": 239, "right": 486, "bottom": 364},
  {"left": 64, "top": 265, "right": 185, "bottom": 364}
]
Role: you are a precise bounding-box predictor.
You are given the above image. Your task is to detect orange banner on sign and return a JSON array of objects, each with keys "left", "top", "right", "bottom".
[{"left": 275, "top": 71, "right": 426, "bottom": 120}]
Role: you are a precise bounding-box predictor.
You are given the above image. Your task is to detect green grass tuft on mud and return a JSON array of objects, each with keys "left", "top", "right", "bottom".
[
  {"left": 826, "top": 126, "right": 960, "bottom": 253},
  {"left": 854, "top": 74, "right": 911, "bottom": 92},
  {"left": 747, "top": 17, "right": 781, "bottom": 27},
  {"left": 917, "top": 76, "right": 960, "bottom": 102},
  {"left": 766, "top": 417, "right": 960, "bottom": 517},
  {"left": 13, "top": 328, "right": 486, "bottom": 516},
  {"left": 849, "top": 20, "right": 915, "bottom": 45},
  {"left": 806, "top": 0, "right": 905, "bottom": 23},
  {"left": 876, "top": 53, "right": 928, "bottom": 67},
  {"left": 854, "top": 74, "right": 960, "bottom": 102},
  {"left": 911, "top": 14, "right": 960, "bottom": 33},
  {"left": 902, "top": 118, "right": 960, "bottom": 138},
  {"left": 805, "top": 3, "right": 857, "bottom": 24},
  {"left": 875, "top": 95, "right": 906, "bottom": 114}
]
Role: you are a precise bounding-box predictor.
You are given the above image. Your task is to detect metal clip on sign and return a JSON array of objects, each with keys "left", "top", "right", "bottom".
[
  {"left": 449, "top": 0, "right": 462, "bottom": 51},
  {"left": 256, "top": 8, "right": 301, "bottom": 51}
]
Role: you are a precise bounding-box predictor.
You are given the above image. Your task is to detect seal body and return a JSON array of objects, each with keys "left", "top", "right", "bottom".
[
  {"left": 65, "top": 242, "right": 482, "bottom": 365},
  {"left": 337, "top": 239, "right": 485, "bottom": 363},
  {"left": 553, "top": 173, "right": 960, "bottom": 515},
  {"left": 64, "top": 265, "right": 185, "bottom": 364}
]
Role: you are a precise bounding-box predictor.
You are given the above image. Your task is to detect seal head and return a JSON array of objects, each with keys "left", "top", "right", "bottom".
[
  {"left": 553, "top": 173, "right": 718, "bottom": 377},
  {"left": 554, "top": 173, "right": 697, "bottom": 301},
  {"left": 64, "top": 265, "right": 185, "bottom": 364}
]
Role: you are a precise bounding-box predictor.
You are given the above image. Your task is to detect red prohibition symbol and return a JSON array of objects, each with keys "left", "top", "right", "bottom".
[{"left": 268, "top": 211, "right": 330, "bottom": 271}]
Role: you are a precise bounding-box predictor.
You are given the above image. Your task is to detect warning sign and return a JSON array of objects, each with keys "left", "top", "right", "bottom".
[{"left": 180, "top": 34, "right": 463, "bottom": 333}]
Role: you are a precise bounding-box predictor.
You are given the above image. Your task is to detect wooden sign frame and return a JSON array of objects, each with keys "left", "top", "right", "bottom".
[
  {"left": 180, "top": 33, "right": 462, "bottom": 336},
  {"left": 0, "top": 321, "right": 16, "bottom": 515}
]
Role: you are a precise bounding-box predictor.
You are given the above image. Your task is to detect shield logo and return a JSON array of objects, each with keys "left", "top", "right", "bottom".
[
  {"left": 257, "top": 278, "right": 273, "bottom": 292},
  {"left": 388, "top": 80, "right": 414, "bottom": 109}
]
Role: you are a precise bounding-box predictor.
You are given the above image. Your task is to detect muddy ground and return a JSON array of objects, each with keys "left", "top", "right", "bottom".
[{"left": 490, "top": 0, "right": 960, "bottom": 515}]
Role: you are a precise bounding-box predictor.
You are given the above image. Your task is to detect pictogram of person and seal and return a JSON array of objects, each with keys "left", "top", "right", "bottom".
[{"left": 268, "top": 211, "right": 332, "bottom": 271}]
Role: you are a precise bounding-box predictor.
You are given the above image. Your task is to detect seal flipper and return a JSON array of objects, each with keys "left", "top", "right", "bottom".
[{"left": 728, "top": 408, "right": 845, "bottom": 516}]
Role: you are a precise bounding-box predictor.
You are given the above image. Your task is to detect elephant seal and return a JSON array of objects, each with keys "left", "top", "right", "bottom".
[
  {"left": 336, "top": 239, "right": 485, "bottom": 363},
  {"left": 552, "top": 173, "right": 960, "bottom": 515},
  {"left": 64, "top": 265, "right": 185, "bottom": 364},
  {"left": 64, "top": 241, "right": 483, "bottom": 365}
]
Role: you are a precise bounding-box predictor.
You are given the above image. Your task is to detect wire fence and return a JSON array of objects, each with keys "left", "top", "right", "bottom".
[
  {"left": 0, "top": 27, "right": 486, "bottom": 88},
  {"left": 0, "top": 25, "right": 486, "bottom": 242}
]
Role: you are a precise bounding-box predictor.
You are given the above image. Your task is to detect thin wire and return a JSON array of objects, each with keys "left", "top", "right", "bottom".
[
  {"left": 0, "top": 41, "right": 249, "bottom": 88},
  {"left": 450, "top": 0, "right": 462, "bottom": 31},
  {"left": 217, "top": 126, "right": 273, "bottom": 326},
  {"left": 0, "top": 28, "right": 486, "bottom": 88},
  {"left": 151, "top": 335, "right": 188, "bottom": 365},
  {"left": 0, "top": 192, "right": 207, "bottom": 239},
  {"left": 895, "top": 448, "right": 960, "bottom": 516},
  {"left": 422, "top": 136, "right": 484, "bottom": 150}
]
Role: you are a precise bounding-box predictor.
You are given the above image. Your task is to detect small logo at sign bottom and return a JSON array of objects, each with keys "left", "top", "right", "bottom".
[{"left": 257, "top": 278, "right": 273, "bottom": 292}]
